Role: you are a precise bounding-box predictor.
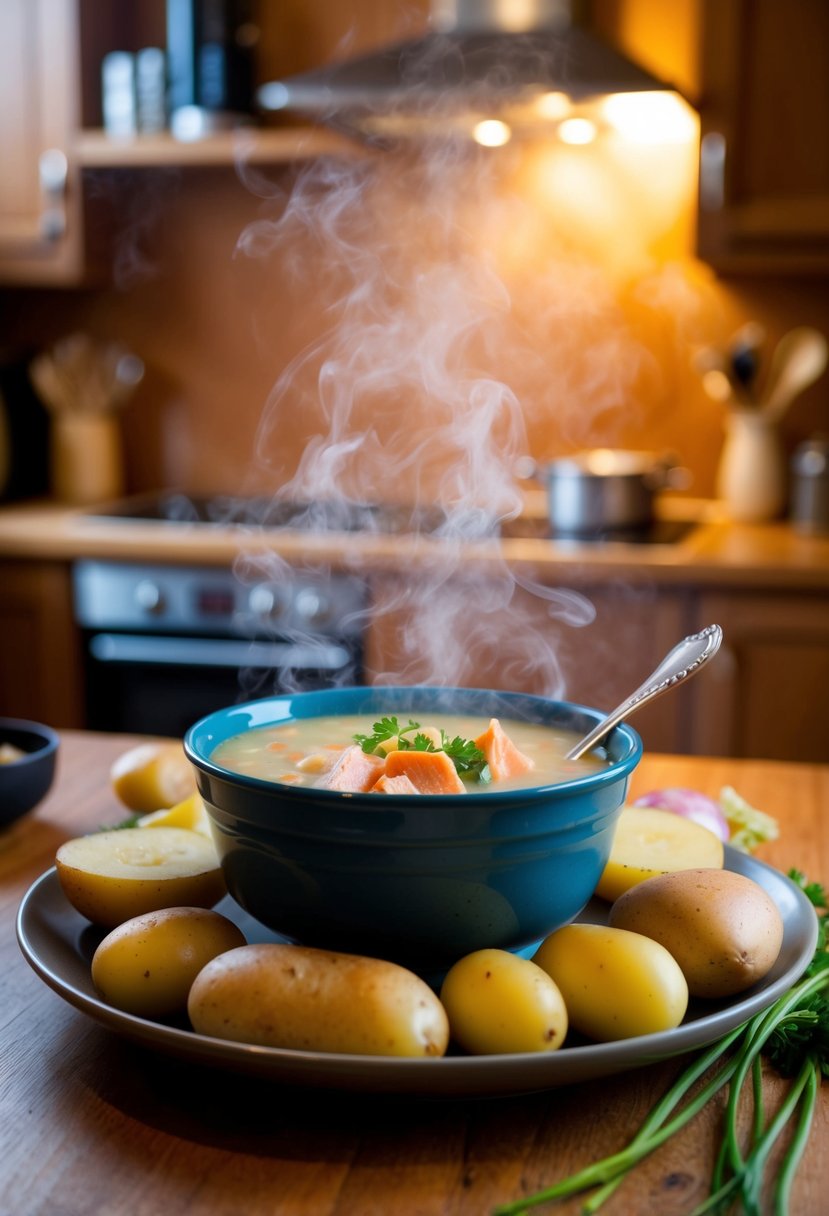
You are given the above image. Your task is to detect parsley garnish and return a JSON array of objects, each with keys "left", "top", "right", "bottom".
[
  {"left": 353, "top": 716, "right": 420, "bottom": 753},
  {"left": 441, "top": 734, "right": 491, "bottom": 783},
  {"left": 353, "top": 717, "right": 490, "bottom": 783}
]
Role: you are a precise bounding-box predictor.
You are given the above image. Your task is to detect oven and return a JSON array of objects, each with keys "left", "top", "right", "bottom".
[{"left": 72, "top": 558, "right": 366, "bottom": 737}]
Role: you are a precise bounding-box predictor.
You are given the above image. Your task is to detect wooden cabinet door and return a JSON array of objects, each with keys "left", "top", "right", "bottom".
[
  {"left": 0, "top": 561, "right": 84, "bottom": 728},
  {"left": 0, "top": 0, "right": 84, "bottom": 284},
  {"left": 689, "top": 590, "right": 829, "bottom": 761},
  {"left": 366, "top": 574, "right": 690, "bottom": 756},
  {"left": 697, "top": 0, "right": 829, "bottom": 273}
]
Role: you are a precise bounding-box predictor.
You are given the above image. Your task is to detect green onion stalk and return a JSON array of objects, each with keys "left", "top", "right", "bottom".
[{"left": 493, "top": 872, "right": 828, "bottom": 1216}]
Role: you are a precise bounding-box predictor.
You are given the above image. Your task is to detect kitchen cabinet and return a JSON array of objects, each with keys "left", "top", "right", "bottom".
[
  {"left": 592, "top": 0, "right": 829, "bottom": 274},
  {"left": 687, "top": 589, "right": 829, "bottom": 761},
  {"left": 0, "top": 561, "right": 84, "bottom": 728},
  {"left": 0, "top": 1, "right": 418, "bottom": 284},
  {"left": 366, "top": 574, "right": 692, "bottom": 757},
  {"left": 695, "top": 0, "right": 829, "bottom": 274},
  {"left": 0, "top": 0, "right": 85, "bottom": 285}
]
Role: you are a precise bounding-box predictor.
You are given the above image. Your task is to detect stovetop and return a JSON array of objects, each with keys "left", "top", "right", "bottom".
[
  {"left": 82, "top": 492, "right": 498, "bottom": 538},
  {"left": 82, "top": 492, "right": 696, "bottom": 547}
]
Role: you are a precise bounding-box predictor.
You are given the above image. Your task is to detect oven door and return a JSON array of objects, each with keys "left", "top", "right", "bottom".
[{"left": 81, "top": 631, "right": 362, "bottom": 737}]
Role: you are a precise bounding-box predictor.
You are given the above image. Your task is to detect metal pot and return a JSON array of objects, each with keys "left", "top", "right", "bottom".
[{"left": 529, "top": 449, "right": 688, "bottom": 534}]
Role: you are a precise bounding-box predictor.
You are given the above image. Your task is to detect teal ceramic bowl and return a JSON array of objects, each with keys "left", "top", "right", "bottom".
[{"left": 184, "top": 687, "right": 642, "bottom": 972}]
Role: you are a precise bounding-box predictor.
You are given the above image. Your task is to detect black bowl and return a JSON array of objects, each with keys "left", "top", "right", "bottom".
[{"left": 0, "top": 718, "right": 59, "bottom": 827}]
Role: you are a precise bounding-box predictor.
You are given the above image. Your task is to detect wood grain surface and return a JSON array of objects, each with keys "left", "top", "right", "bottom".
[{"left": 2, "top": 732, "right": 827, "bottom": 1216}]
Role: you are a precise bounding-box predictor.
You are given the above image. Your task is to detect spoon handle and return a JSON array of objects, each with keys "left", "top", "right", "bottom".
[{"left": 565, "top": 624, "right": 723, "bottom": 761}]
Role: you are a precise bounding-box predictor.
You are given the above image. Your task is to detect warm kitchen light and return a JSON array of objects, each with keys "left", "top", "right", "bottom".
[
  {"left": 601, "top": 92, "right": 696, "bottom": 144},
  {"left": 535, "top": 91, "right": 570, "bottom": 122},
  {"left": 558, "top": 117, "right": 597, "bottom": 145},
  {"left": 473, "top": 119, "right": 512, "bottom": 147}
]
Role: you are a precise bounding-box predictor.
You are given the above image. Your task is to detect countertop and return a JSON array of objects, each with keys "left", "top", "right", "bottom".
[
  {"left": 3, "top": 731, "right": 828, "bottom": 1216},
  {"left": 1, "top": 495, "right": 829, "bottom": 589}
]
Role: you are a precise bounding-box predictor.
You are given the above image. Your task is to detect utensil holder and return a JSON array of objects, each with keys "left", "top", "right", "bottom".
[
  {"left": 716, "top": 411, "right": 786, "bottom": 523},
  {"left": 51, "top": 413, "right": 124, "bottom": 505}
]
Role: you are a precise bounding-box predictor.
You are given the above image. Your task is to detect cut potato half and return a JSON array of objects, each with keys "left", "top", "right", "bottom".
[
  {"left": 55, "top": 827, "right": 226, "bottom": 928},
  {"left": 138, "top": 793, "right": 212, "bottom": 838},
  {"left": 111, "top": 742, "right": 196, "bottom": 813},
  {"left": 595, "top": 805, "right": 724, "bottom": 902}
]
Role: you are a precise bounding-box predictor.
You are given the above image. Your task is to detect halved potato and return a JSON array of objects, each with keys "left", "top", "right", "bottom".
[
  {"left": 137, "top": 792, "right": 212, "bottom": 838},
  {"left": 111, "top": 742, "right": 195, "bottom": 813},
  {"left": 55, "top": 827, "right": 226, "bottom": 928},
  {"left": 595, "top": 805, "right": 724, "bottom": 902}
]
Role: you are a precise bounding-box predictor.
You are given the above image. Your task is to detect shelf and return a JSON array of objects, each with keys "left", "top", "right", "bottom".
[{"left": 74, "top": 127, "right": 364, "bottom": 169}]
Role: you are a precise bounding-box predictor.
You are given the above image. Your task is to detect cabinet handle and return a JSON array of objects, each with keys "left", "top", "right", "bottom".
[
  {"left": 38, "top": 149, "right": 68, "bottom": 241},
  {"left": 700, "top": 131, "right": 726, "bottom": 212}
]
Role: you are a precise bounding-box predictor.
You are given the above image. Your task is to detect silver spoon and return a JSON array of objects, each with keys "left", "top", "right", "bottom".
[{"left": 565, "top": 624, "right": 723, "bottom": 761}]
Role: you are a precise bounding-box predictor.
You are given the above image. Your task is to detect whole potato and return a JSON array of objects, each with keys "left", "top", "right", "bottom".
[
  {"left": 187, "top": 943, "right": 450, "bottom": 1058},
  {"left": 608, "top": 868, "right": 784, "bottom": 998},
  {"left": 440, "top": 948, "right": 568, "bottom": 1055},
  {"left": 56, "top": 828, "right": 225, "bottom": 928},
  {"left": 92, "top": 907, "right": 246, "bottom": 1017},
  {"left": 111, "top": 742, "right": 195, "bottom": 812},
  {"left": 533, "top": 923, "right": 688, "bottom": 1041}
]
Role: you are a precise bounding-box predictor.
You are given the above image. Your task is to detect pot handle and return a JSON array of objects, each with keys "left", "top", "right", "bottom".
[{"left": 645, "top": 454, "right": 693, "bottom": 491}]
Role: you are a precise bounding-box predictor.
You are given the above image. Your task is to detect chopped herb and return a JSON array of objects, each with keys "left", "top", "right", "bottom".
[
  {"left": 352, "top": 718, "right": 491, "bottom": 782},
  {"left": 441, "top": 734, "right": 491, "bottom": 783},
  {"left": 105, "top": 814, "right": 143, "bottom": 830},
  {"left": 354, "top": 717, "right": 420, "bottom": 754}
]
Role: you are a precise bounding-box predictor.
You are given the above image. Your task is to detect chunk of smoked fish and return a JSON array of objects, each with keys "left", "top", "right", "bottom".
[
  {"left": 371, "top": 773, "right": 420, "bottom": 794},
  {"left": 384, "top": 749, "right": 467, "bottom": 794},
  {"left": 321, "top": 745, "right": 385, "bottom": 792},
  {"left": 474, "top": 719, "right": 534, "bottom": 782}
]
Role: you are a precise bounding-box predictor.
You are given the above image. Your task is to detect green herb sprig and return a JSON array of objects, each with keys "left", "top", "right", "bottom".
[
  {"left": 494, "top": 869, "right": 829, "bottom": 1216},
  {"left": 353, "top": 717, "right": 490, "bottom": 783}
]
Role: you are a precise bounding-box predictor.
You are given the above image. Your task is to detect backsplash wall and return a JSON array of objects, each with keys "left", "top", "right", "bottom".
[{"left": 2, "top": 141, "right": 828, "bottom": 507}]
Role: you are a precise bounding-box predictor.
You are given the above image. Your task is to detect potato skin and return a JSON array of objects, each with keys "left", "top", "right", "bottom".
[
  {"left": 533, "top": 923, "right": 688, "bottom": 1041},
  {"left": 91, "top": 907, "right": 246, "bottom": 1017},
  {"left": 187, "top": 943, "right": 450, "bottom": 1058},
  {"left": 440, "top": 948, "right": 568, "bottom": 1055},
  {"left": 608, "top": 868, "right": 784, "bottom": 998},
  {"left": 56, "top": 828, "right": 226, "bottom": 928}
]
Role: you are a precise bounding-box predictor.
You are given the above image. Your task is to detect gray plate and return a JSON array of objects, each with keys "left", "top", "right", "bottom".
[{"left": 16, "top": 849, "right": 818, "bottom": 1097}]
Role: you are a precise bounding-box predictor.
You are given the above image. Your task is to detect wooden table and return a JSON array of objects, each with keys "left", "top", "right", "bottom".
[{"left": 2, "top": 733, "right": 827, "bottom": 1216}]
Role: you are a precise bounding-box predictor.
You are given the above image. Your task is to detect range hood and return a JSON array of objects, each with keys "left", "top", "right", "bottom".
[{"left": 257, "top": 0, "right": 682, "bottom": 144}]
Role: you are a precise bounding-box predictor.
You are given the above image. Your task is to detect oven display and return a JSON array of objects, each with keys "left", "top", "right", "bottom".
[{"left": 195, "top": 587, "right": 236, "bottom": 619}]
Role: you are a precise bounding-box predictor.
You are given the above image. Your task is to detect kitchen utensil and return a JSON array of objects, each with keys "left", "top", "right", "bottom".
[
  {"left": 790, "top": 437, "right": 829, "bottom": 534},
  {"left": 184, "top": 686, "right": 642, "bottom": 971},
  {"left": 528, "top": 449, "right": 689, "bottom": 534},
  {"left": 760, "top": 327, "right": 828, "bottom": 424},
  {"left": 716, "top": 409, "right": 787, "bottom": 523},
  {"left": 728, "top": 321, "right": 766, "bottom": 399},
  {"left": 565, "top": 624, "right": 723, "bottom": 761}
]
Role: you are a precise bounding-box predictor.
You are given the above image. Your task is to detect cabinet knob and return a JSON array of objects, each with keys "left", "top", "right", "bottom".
[
  {"left": 700, "top": 131, "right": 726, "bottom": 212},
  {"left": 38, "top": 149, "right": 68, "bottom": 241}
]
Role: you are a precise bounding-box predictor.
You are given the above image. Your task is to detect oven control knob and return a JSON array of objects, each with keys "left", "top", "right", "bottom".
[
  {"left": 134, "top": 579, "right": 165, "bottom": 615},
  {"left": 248, "top": 584, "right": 286, "bottom": 622},
  {"left": 295, "top": 587, "right": 329, "bottom": 626}
]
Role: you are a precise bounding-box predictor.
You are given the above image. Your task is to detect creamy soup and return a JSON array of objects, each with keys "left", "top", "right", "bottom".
[{"left": 212, "top": 712, "right": 606, "bottom": 795}]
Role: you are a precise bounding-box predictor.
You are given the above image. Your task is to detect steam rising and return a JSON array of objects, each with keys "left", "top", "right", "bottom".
[{"left": 233, "top": 142, "right": 622, "bottom": 695}]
